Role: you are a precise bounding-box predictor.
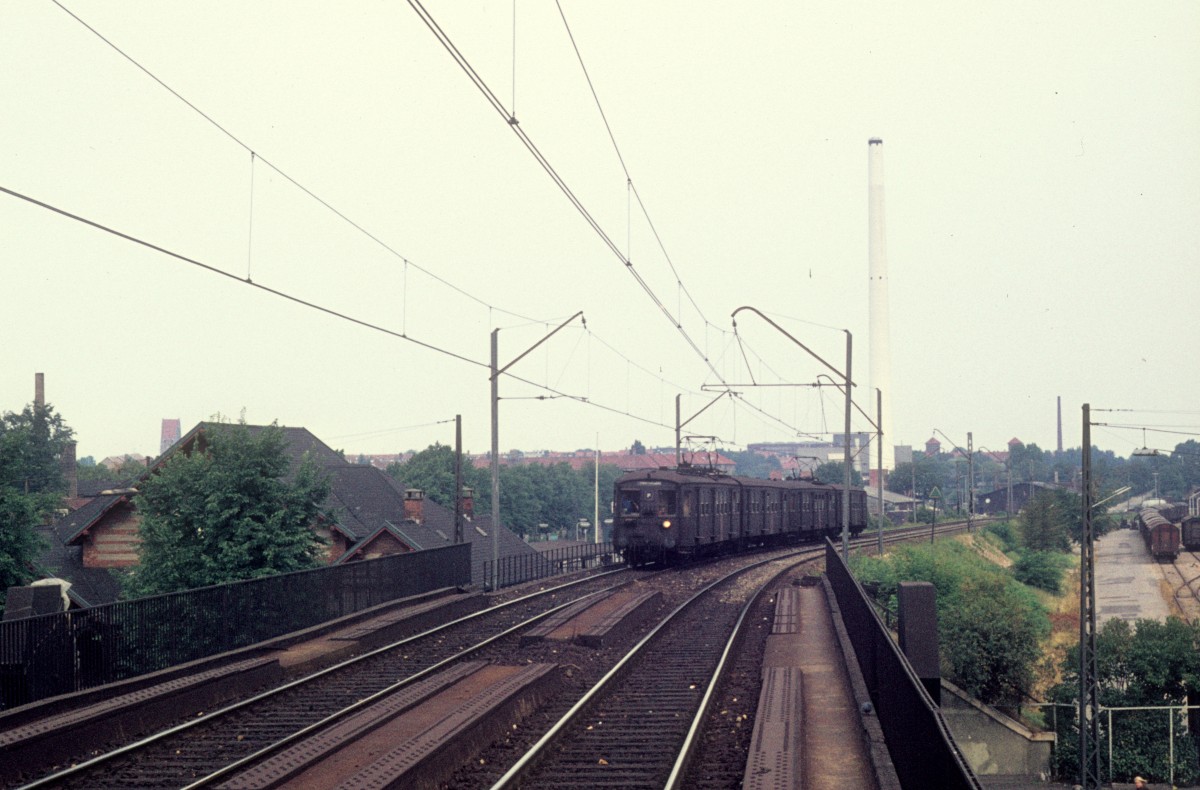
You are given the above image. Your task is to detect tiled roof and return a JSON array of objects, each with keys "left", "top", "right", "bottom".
[
  {"left": 151, "top": 423, "right": 344, "bottom": 473},
  {"left": 323, "top": 465, "right": 445, "bottom": 548},
  {"left": 321, "top": 465, "right": 536, "bottom": 584},
  {"left": 31, "top": 522, "right": 123, "bottom": 606},
  {"left": 59, "top": 493, "right": 129, "bottom": 544}
]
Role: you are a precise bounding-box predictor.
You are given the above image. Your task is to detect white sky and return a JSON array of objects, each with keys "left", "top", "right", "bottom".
[{"left": 2, "top": 1, "right": 1198, "bottom": 463}]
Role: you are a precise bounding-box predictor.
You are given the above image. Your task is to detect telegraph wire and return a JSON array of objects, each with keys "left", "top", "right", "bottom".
[
  {"left": 326, "top": 418, "right": 457, "bottom": 441},
  {"left": 1092, "top": 423, "right": 1200, "bottom": 438},
  {"left": 554, "top": 0, "right": 630, "bottom": 179},
  {"left": 51, "top": 0, "right": 548, "bottom": 327},
  {"left": 57, "top": 0, "right": 743, "bottom": 430}
]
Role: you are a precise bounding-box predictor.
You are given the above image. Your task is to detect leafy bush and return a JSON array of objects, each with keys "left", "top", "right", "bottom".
[
  {"left": 1012, "top": 550, "right": 1064, "bottom": 593},
  {"left": 985, "top": 520, "right": 1020, "bottom": 553},
  {"left": 851, "top": 541, "right": 1050, "bottom": 705}
]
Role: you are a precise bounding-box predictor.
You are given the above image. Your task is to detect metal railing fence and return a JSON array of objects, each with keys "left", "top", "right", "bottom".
[
  {"left": 0, "top": 543, "right": 470, "bottom": 710},
  {"left": 483, "top": 541, "right": 619, "bottom": 591},
  {"left": 825, "top": 540, "right": 983, "bottom": 790},
  {"left": 1032, "top": 701, "right": 1200, "bottom": 787}
]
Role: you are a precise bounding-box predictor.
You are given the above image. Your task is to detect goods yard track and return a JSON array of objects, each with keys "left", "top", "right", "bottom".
[{"left": 1167, "top": 549, "right": 1200, "bottom": 621}]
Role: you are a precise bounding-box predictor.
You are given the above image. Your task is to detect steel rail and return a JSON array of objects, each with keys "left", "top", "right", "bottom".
[
  {"left": 1167, "top": 550, "right": 1200, "bottom": 620},
  {"left": 16, "top": 568, "right": 631, "bottom": 790},
  {"left": 665, "top": 556, "right": 817, "bottom": 789},
  {"left": 489, "top": 550, "right": 814, "bottom": 789},
  {"left": 17, "top": 518, "right": 972, "bottom": 789}
]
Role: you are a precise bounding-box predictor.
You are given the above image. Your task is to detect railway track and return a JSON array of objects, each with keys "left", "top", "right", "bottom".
[
  {"left": 9, "top": 521, "right": 970, "bottom": 789},
  {"left": 486, "top": 552, "right": 803, "bottom": 790},
  {"left": 1167, "top": 549, "right": 1200, "bottom": 621},
  {"left": 11, "top": 570, "right": 633, "bottom": 790}
]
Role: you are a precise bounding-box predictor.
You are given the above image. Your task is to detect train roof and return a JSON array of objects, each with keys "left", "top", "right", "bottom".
[{"left": 613, "top": 466, "right": 853, "bottom": 492}]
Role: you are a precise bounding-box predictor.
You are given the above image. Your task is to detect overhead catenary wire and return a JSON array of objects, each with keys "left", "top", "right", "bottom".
[
  {"left": 42, "top": 2, "right": 749, "bottom": 439},
  {"left": 408, "top": 0, "right": 730, "bottom": 391},
  {"left": 47, "top": 2, "right": 841, "bottom": 449},
  {"left": 555, "top": 1, "right": 718, "bottom": 336}
]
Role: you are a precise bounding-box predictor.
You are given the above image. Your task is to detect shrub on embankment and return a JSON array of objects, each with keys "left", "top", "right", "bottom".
[{"left": 851, "top": 540, "right": 1049, "bottom": 706}]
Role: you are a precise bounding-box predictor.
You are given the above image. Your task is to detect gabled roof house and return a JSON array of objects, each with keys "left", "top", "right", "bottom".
[{"left": 36, "top": 423, "right": 537, "bottom": 603}]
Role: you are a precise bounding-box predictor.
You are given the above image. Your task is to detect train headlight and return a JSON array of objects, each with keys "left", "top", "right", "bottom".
[{"left": 662, "top": 519, "right": 671, "bottom": 529}]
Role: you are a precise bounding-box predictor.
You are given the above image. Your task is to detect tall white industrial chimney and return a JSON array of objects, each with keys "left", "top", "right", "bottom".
[{"left": 868, "top": 139, "right": 895, "bottom": 469}]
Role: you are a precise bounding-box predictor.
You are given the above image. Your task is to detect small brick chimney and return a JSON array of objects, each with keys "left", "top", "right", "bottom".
[
  {"left": 61, "top": 441, "right": 78, "bottom": 499},
  {"left": 460, "top": 487, "right": 474, "bottom": 519},
  {"left": 403, "top": 489, "right": 424, "bottom": 523}
]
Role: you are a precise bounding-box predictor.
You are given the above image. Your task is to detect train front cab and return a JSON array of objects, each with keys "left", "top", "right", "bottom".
[{"left": 615, "top": 480, "right": 679, "bottom": 565}]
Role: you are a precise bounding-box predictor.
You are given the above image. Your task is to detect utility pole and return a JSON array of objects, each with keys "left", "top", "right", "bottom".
[
  {"left": 967, "top": 431, "right": 974, "bottom": 532},
  {"left": 1078, "top": 404, "right": 1101, "bottom": 788},
  {"left": 877, "top": 388, "right": 884, "bottom": 554},
  {"left": 842, "top": 331, "right": 852, "bottom": 561},
  {"left": 454, "top": 414, "right": 463, "bottom": 544},
  {"left": 594, "top": 438, "right": 600, "bottom": 544},
  {"left": 490, "top": 313, "right": 585, "bottom": 585},
  {"left": 491, "top": 331, "right": 500, "bottom": 579}
]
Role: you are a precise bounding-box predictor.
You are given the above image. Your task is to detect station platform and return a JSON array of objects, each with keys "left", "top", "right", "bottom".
[{"left": 743, "top": 580, "right": 899, "bottom": 790}]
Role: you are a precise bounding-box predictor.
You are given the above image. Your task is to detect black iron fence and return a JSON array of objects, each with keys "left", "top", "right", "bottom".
[
  {"left": 824, "top": 540, "right": 982, "bottom": 790},
  {"left": 483, "top": 541, "right": 619, "bottom": 591},
  {"left": 0, "top": 543, "right": 470, "bottom": 710}
]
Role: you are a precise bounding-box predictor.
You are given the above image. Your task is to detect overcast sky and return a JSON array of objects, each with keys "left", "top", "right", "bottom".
[{"left": 3, "top": 1, "right": 1197, "bottom": 464}]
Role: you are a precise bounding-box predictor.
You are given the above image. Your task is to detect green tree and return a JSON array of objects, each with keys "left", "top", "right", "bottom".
[
  {"left": 1051, "top": 618, "right": 1200, "bottom": 784},
  {"left": 0, "top": 402, "right": 75, "bottom": 495},
  {"left": 1008, "top": 441, "right": 1049, "bottom": 483},
  {"left": 1019, "top": 489, "right": 1072, "bottom": 551},
  {"left": 814, "top": 461, "right": 863, "bottom": 487},
  {"left": 76, "top": 455, "right": 148, "bottom": 484},
  {"left": 630, "top": 439, "right": 646, "bottom": 455},
  {"left": 941, "top": 574, "right": 1048, "bottom": 703},
  {"left": 128, "top": 423, "right": 331, "bottom": 596},
  {"left": 0, "top": 489, "right": 44, "bottom": 601},
  {"left": 388, "top": 443, "right": 489, "bottom": 509},
  {"left": 0, "top": 401, "right": 72, "bottom": 614},
  {"left": 887, "top": 455, "right": 954, "bottom": 497},
  {"left": 721, "top": 449, "right": 781, "bottom": 479},
  {"left": 1011, "top": 550, "right": 1065, "bottom": 593}
]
